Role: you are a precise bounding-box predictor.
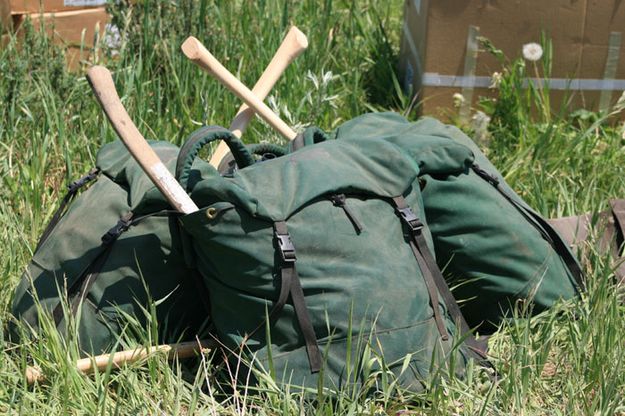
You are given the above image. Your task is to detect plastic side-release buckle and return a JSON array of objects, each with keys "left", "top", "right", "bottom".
[
  {"left": 67, "top": 168, "right": 100, "bottom": 193},
  {"left": 275, "top": 232, "right": 297, "bottom": 263},
  {"left": 101, "top": 212, "right": 134, "bottom": 245},
  {"left": 397, "top": 206, "right": 424, "bottom": 233}
]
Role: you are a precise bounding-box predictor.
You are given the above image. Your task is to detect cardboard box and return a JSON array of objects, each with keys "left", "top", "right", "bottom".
[
  {"left": 0, "top": 0, "right": 107, "bottom": 32},
  {"left": 15, "top": 7, "right": 109, "bottom": 46},
  {"left": 399, "top": 0, "right": 625, "bottom": 119},
  {"left": 1, "top": 0, "right": 106, "bottom": 15},
  {"left": 14, "top": 7, "right": 109, "bottom": 68}
]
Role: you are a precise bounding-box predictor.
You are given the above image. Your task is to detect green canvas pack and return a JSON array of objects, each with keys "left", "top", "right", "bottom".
[
  {"left": 175, "top": 126, "right": 490, "bottom": 391},
  {"left": 11, "top": 141, "right": 208, "bottom": 355},
  {"left": 300, "top": 112, "right": 584, "bottom": 331}
]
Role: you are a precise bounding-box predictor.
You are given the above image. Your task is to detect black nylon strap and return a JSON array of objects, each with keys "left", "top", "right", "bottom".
[
  {"left": 284, "top": 263, "right": 323, "bottom": 372},
  {"left": 407, "top": 239, "right": 448, "bottom": 340},
  {"left": 392, "top": 197, "right": 448, "bottom": 340},
  {"left": 51, "top": 212, "right": 133, "bottom": 326},
  {"left": 69, "top": 246, "right": 115, "bottom": 317},
  {"left": 270, "top": 266, "right": 293, "bottom": 318},
  {"left": 36, "top": 168, "right": 100, "bottom": 252},
  {"left": 52, "top": 244, "right": 114, "bottom": 325},
  {"left": 331, "top": 194, "right": 364, "bottom": 233},
  {"left": 273, "top": 221, "right": 322, "bottom": 373},
  {"left": 471, "top": 165, "right": 585, "bottom": 292},
  {"left": 392, "top": 196, "right": 491, "bottom": 363}
]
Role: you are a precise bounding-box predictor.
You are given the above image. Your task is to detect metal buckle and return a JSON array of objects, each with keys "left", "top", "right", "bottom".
[
  {"left": 276, "top": 232, "right": 297, "bottom": 263},
  {"left": 398, "top": 207, "right": 423, "bottom": 232}
]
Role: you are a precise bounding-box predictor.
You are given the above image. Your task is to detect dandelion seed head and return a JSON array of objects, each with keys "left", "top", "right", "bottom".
[{"left": 523, "top": 42, "right": 543, "bottom": 61}]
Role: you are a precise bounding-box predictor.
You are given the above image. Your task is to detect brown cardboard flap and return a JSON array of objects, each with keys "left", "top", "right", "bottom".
[
  {"left": 4, "top": 0, "right": 106, "bottom": 14},
  {"left": 14, "top": 7, "right": 109, "bottom": 47}
]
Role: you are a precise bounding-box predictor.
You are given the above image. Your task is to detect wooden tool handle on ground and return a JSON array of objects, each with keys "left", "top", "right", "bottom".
[
  {"left": 26, "top": 340, "right": 211, "bottom": 384},
  {"left": 182, "top": 36, "right": 298, "bottom": 141},
  {"left": 209, "top": 26, "right": 308, "bottom": 167},
  {"left": 86, "top": 66, "right": 199, "bottom": 214}
]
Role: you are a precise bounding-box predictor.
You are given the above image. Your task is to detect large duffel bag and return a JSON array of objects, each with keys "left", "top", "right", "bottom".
[
  {"left": 175, "top": 125, "right": 490, "bottom": 391},
  {"left": 11, "top": 140, "right": 209, "bottom": 355}
]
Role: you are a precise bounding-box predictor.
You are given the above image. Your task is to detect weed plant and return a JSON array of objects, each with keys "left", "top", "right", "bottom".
[{"left": 0, "top": 1, "right": 624, "bottom": 414}]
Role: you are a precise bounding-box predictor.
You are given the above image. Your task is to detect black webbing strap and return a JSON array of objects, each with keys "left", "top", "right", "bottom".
[
  {"left": 392, "top": 197, "right": 448, "bottom": 340},
  {"left": 36, "top": 168, "right": 100, "bottom": 252},
  {"left": 392, "top": 196, "right": 491, "bottom": 362},
  {"left": 471, "top": 164, "right": 586, "bottom": 292},
  {"left": 330, "top": 194, "right": 364, "bottom": 233},
  {"left": 273, "top": 221, "right": 323, "bottom": 373},
  {"left": 51, "top": 212, "right": 134, "bottom": 326}
]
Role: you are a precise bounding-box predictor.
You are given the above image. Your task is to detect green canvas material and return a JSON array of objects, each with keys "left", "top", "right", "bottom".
[
  {"left": 328, "top": 112, "right": 583, "bottom": 330},
  {"left": 11, "top": 141, "right": 207, "bottom": 355},
  {"left": 177, "top": 126, "right": 484, "bottom": 391}
]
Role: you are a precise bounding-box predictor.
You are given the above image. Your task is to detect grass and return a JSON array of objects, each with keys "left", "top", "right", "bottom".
[{"left": 0, "top": 0, "right": 624, "bottom": 414}]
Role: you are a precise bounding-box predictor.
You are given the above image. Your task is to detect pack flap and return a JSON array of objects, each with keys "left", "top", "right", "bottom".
[
  {"left": 186, "top": 113, "right": 476, "bottom": 221},
  {"left": 334, "top": 112, "right": 475, "bottom": 176},
  {"left": 96, "top": 140, "right": 179, "bottom": 213},
  {"left": 187, "top": 138, "right": 421, "bottom": 221}
]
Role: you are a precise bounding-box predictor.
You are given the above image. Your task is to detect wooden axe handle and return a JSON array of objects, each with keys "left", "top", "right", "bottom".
[
  {"left": 26, "top": 340, "right": 212, "bottom": 384},
  {"left": 209, "top": 26, "right": 307, "bottom": 167},
  {"left": 86, "top": 66, "right": 198, "bottom": 214},
  {"left": 181, "top": 36, "right": 298, "bottom": 141}
]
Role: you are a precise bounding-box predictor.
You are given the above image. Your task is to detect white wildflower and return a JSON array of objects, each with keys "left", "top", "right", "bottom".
[
  {"left": 522, "top": 42, "right": 543, "bottom": 62},
  {"left": 452, "top": 93, "right": 466, "bottom": 108},
  {"left": 489, "top": 72, "right": 502, "bottom": 89},
  {"left": 104, "top": 24, "right": 121, "bottom": 48}
]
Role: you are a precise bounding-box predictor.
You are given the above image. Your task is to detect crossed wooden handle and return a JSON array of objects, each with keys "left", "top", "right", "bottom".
[{"left": 26, "top": 27, "right": 308, "bottom": 384}]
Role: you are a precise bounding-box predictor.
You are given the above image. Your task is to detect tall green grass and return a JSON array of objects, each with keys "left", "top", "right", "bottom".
[{"left": 0, "top": 1, "right": 624, "bottom": 414}]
